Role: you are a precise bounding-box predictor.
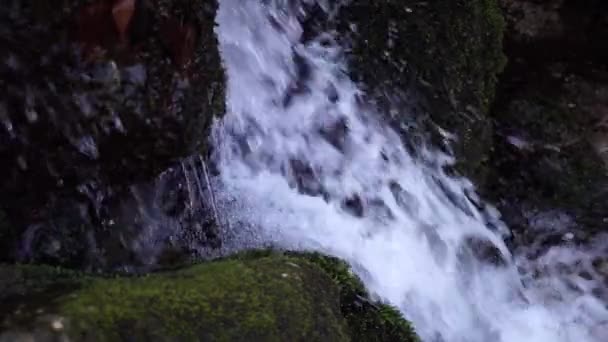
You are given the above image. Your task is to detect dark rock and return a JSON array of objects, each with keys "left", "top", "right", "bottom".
[
  {"left": 462, "top": 236, "right": 509, "bottom": 267},
  {"left": 389, "top": 181, "right": 419, "bottom": 216},
  {"left": 289, "top": 158, "right": 327, "bottom": 198},
  {"left": 0, "top": 0, "right": 225, "bottom": 270},
  {"left": 326, "top": 0, "right": 507, "bottom": 187},
  {"left": 319, "top": 116, "right": 349, "bottom": 152},
  {"left": 485, "top": 0, "right": 608, "bottom": 245},
  {"left": 341, "top": 194, "right": 364, "bottom": 218},
  {"left": 499, "top": 0, "right": 608, "bottom": 67}
]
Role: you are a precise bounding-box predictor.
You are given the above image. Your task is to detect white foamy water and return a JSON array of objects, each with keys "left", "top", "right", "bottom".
[{"left": 211, "top": 1, "right": 608, "bottom": 341}]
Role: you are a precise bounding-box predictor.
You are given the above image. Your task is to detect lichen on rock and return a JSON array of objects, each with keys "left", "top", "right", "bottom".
[{"left": 0, "top": 251, "right": 420, "bottom": 342}]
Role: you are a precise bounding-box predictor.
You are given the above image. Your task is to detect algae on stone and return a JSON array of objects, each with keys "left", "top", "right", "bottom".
[
  {"left": 0, "top": 252, "right": 420, "bottom": 342},
  {"left": 332, "top": 0, "right": 506, "bottom": 185},
  {"left": 292, "top": 252, "right": 420, "bottom": 342}
]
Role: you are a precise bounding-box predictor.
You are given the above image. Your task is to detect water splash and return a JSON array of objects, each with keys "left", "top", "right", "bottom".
[{"left": 212, "top": 1, "right": 608, "bottom": 341}]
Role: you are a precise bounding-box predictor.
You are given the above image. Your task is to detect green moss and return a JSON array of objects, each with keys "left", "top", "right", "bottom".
[
  {"left": 61, "top": 258, "right": 346, "bottom": 341},
  {"left": 339, "top": 0, "right": 506, "bottom": 104},
  {"left": 0, "top": 264, "right": 84, "bottom": 298},
  {"left": 291, "top": 252, "right": 420, "bottom": 342},
  {"left": 336, "top": 0, "right": 506, "bottom": 185},
  {"left": 0, "top": 252, "right": 420, "bottom": 341}
]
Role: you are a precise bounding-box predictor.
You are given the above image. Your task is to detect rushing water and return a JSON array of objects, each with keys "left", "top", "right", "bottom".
[{"left": 211, "top": 1, "right": 608, "bottom": 341}]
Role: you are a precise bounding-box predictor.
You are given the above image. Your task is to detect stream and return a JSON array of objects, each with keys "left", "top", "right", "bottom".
[{"left": 212, "top": 1, "right": 608, "bottom": 341}]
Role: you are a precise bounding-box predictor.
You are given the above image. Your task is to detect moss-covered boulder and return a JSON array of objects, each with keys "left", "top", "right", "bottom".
[
  {"left": 0, "top": 251, "right": 419, "bottom": 342},
  {"left": 321, "top": 0, "right": 506, "bottom": 185},
  {"left": 0, "top": 0, "right": 225, "bottom": 268},
  {"left": 287, "top": 252, "right": 419, "bottom": 342}
]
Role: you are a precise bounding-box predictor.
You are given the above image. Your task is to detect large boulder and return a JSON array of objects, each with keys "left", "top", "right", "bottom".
[
  {"left": 0, "top": 0, "right": 225, "bottom": 269},
  {"left": 0, "top": 251, "right": 420, "bottom": 342},
  {"left": 484, "top": 0, "right": 608, "bottom": 246},
  {"left": 486, "top": 73, "right": 608, "bottom": 245},
  {"left": 327, "top": 0, "right": 507, "bottom": 186}
]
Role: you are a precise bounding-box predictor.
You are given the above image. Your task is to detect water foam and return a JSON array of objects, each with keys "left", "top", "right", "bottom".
[{"left": 211, "top": 1, "right": 608, "bottom": 340}]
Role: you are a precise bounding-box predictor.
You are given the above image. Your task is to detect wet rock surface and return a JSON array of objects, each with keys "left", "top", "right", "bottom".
[
  {"left": 0, "top": 0, "right": 225, "bottom": 270},
  {"left": 330, "top": 0, "right": 507, "bottom": 187},
  {"left": 486, "top": 0, "right": 608, "bottom": 247},
  {"left": 500, "top": 0, "right": 608, "bottom": 64}
]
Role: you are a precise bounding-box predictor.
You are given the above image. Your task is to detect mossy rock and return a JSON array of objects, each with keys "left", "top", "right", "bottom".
[
  {"left": 288, "top": 252, "right": 419, "bottom": 342},
  {"left": 0, "top": 251, "right": 420, "bottom": 342},
  {"left": 328, "top": 0, "right": 506, "bottom": 185}
]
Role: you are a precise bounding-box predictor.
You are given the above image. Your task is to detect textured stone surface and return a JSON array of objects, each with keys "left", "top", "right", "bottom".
[
  {"left": 0, "top": 0, "right": 225, "bottom": 269},
  {"left": 486, "top": 0, "right": 608, "bottom": 245},
  {"left": 327, "top": 0, "right": 507, "bottom": 186}
]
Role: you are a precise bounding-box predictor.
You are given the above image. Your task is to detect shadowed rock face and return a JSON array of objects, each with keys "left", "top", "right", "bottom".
[
  {"left": 485, "top": 0, "right": 608, "bottom": 246},
  {"left": 500, "top": 0, "right": 608, "bottom": 65},
  {"left": 0, "top": 0, "right": 225, "bottom": 270}
]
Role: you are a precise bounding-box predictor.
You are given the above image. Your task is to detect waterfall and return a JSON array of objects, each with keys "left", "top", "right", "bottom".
[{"left": 211, "top": 1, "right": 608, "bottom": 341}]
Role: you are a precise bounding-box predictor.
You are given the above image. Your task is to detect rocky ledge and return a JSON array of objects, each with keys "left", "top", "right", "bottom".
[{"left": 0, "top": 251, "right": 420, "bottom": 342}]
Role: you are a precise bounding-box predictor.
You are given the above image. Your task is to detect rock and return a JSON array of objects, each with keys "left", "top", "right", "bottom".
[
  {"left": 485, "top": 1, "right": 608, "bottom": 244},
  {"left": 323, "top": 0, "right": 507, "bottom": 186},
  {"left": 500, "top": 0, "right": 565, "bottom": 41},
  {"left": 486, "top": 86, "right": 608, "bottom": 246},
  {"left": 0, "top": 210, "right": 14, "bottom": 256},
  {"left": 461, "top": 236, "right": 509, "bottom": 267},
  {"left": 593, "top": 257, "right": 608, "bottom": 277},
  {"left": 499, "top": 0, "right": 608, "bottom": 66},
  {"left": 0, "top": 0, "right": 225, "bottom": 269},
  {"left": 488, "top": 91, "right": 608, "bottom": 208},
  {"left": 0, "top": 251, "right": 420, "bottom": 342}
]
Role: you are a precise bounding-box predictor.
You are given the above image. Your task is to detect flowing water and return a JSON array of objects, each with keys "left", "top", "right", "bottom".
[{"left": 211, "top": 1, "right": 608, "bottom": 341}]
